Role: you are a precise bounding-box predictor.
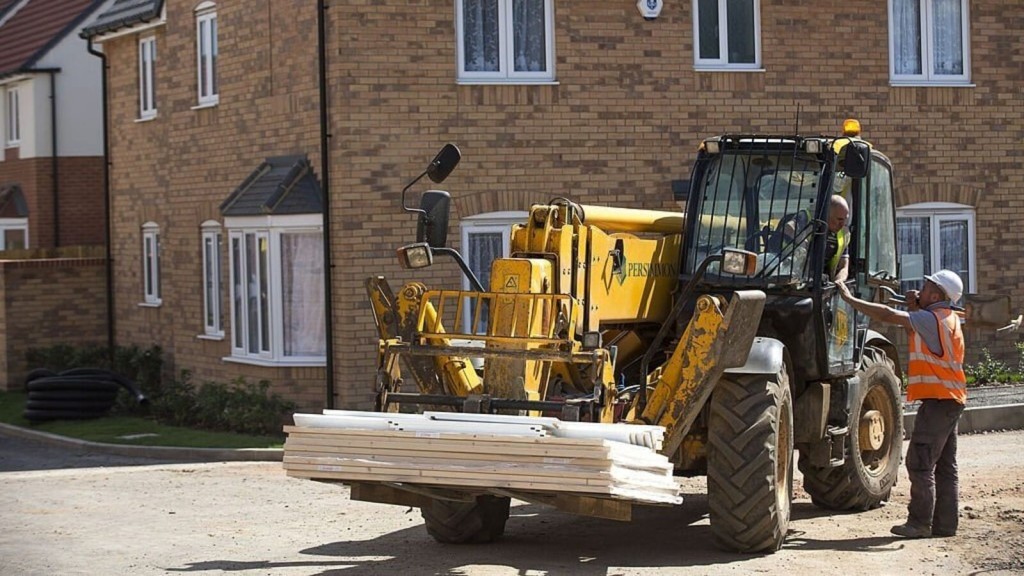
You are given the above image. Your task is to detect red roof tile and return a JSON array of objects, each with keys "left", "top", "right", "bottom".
[{"left": 0, "top": 0, "right": 102, "bottom": 76}]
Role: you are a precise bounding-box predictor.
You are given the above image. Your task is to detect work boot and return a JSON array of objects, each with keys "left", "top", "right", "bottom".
[{"left": 891, "top": 523, "right": 932, "bottom": 538}]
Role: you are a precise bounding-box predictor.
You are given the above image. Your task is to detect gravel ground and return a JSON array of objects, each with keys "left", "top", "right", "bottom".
[{"left": 1, "top": 430, "right": 1023, "bottom": 575}]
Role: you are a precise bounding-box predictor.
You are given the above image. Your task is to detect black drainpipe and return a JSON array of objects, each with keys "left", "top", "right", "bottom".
[
  {"left": 317, "top": 0, "right": 336, "bottom": 409},
  {"left": 49, "top": 70, "right": 59, "bottom": 247},
  {"left": 84, "top": 40, "right": 115, "bottom": 360},
  {"left": 26, "top": 68, "right": 62, "bottom": 246}
]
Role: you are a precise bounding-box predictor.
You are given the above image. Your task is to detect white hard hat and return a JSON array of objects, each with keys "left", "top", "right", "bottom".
[{"left": 924, "top": 269, "right": 964, "bottom": 302}]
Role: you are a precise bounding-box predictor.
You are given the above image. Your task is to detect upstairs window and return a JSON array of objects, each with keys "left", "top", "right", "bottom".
[
  {"left": 139, "top": 36, "right": 157, "bottom": 119},
  {"left": 896, "top": 203, "right": 975, "bottom": 304},
  {"left": 4, "top": 86, "right": 19, "bottom": 146},
  {"left": 693, "top": 0, "right": 761, "bottom": 70},
  {"left": 889, "top": 0, "right": 970, "bottom": 85},
  {"left": 201, "top": 221, "right": 223, "bottom": 337},
  {"left": 195, "top": 2, "right": 218, "bottom": 106},
  {"left": 142, "top": 222, "right": 161, "bottom": 305},
  {"left": 456, "top": 0, "right": 555, "bottom": 83}
]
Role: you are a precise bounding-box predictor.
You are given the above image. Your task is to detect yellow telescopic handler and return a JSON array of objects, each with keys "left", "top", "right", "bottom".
[{"left": 359, "top": 121, "right": 908, "bottom": 553}]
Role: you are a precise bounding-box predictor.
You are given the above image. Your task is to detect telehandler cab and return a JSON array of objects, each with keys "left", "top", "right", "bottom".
[{"left": 364, "top": 120, "right": 905, "bottom": 552}]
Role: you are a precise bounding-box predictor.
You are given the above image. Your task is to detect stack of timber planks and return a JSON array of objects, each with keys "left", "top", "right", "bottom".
[{"left": 283, "top": 410, "right": 682, "bottom": 505}]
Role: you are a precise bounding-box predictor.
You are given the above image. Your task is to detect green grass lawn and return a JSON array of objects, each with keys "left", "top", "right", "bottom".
[{"left": 0, "top": 391, "right": 284, "bottom": 449}]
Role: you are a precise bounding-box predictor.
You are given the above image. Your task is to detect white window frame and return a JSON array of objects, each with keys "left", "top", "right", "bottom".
[
  {"left": 5, "top": 86, "right": 19, "bottom": 146},
  {"left": 138, "top": 36, "right": 157, "bottom": 119},
  {"left": 195, "top": 2, "right": 218, "bottom": 106},
  {"left": 201, "top": 221, "right": 223, "bottom": 338},
  {"left": 692, "top": 0, "right": 762, "bottom": 71},
  {"left": 888, "top": 0, "right": 971, "bottom": 85},
  {"left": 455, "top": 0, "right": 555, "bottom": 84},
  {"left": 142, "top": 222, "right": 161, "bottom": 306},
  {"left": 896, "top": 202, "right": 976, "bottom": 297},
  {"left": 0, "top": 218, "right": 28, "bottom": 249},
  {"left": 225, "top": 214, "right": 325, "bottom": 366},
  {"left": 460, "top": 211, "right": 526, "bottom": 334}
]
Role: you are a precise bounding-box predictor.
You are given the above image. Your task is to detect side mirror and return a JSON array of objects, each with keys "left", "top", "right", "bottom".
[
  {"left": 426, "top": 143, "right": 461, "bottom": 184},
  {"left": 841, "top": 141, "right": 870, "bottom": 179},
  {"left": 671, "top": 179, "right": 690, "bottom": 202},
  {"left": 417, "top": 190, "right": 451, "bottom": 248}
]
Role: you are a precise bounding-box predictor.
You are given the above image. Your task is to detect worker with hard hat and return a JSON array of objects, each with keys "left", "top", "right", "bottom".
[{"left": 836, "top": 269, "right": 966, "bottom": 539}]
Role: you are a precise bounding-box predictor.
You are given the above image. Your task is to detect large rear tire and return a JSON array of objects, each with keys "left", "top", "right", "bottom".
[
  {"left": 799, "top": 346, "right": 902, "bottom": 510},
  {"left": 708, "top": 369, "right": 794, "bottom": 553},
  {"left": 421, "top": 495, "right": 511, "bottom": 544}
]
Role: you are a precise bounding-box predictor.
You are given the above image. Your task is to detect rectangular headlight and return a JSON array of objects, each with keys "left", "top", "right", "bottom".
[
  {"left": 803, "top": 139, "right": 823, "bottom": 154},
  {"left": 703, "top": 138, "right": 721, "bottom": 155},
  {"left": 721, "top": 248, "right": 757, "bottom": 276},
  {"left": 397, "top": 243, "right": 433, "bottom": 269}
]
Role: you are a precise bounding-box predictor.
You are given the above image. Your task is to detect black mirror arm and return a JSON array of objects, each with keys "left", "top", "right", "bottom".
[
  {"left": 433, "top": 247, "right": 485, "bottom": 292},
  {"left": 401, "top": 169, "right": 429, "bottom": 217}
]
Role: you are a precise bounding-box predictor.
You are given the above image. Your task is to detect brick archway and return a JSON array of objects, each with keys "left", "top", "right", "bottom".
[{"left": 895, "top": 182, "right": 982, "bottom": 209}]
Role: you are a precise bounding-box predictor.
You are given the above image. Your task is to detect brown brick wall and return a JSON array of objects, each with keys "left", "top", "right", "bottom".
[
  {"left": 0, "top": 152, "right": 105, "bottom": 248},
  {"left": 99, "top": 1, "right": 1024, "bottom": 410},
  {"left": 0, "top": 257, "right": 107, "bottom": 391},
  {"left": 102, "top": 3, "right": 325, "bottom": 411}
]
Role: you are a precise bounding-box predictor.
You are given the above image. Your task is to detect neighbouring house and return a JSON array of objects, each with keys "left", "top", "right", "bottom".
[
  {"left": 81, "top": 1, "right": 1023, "bottom": 412},
  {"left": 0, "top": 0, "right": 110, "bottom": 249},
  {"left": 0, "top": 0, "right": 113, "bottom": 391}
]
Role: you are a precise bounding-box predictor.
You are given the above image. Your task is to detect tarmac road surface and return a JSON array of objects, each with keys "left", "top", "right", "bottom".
[{"left": 1, "top": 430, "right": 1023, "bottom": 576}]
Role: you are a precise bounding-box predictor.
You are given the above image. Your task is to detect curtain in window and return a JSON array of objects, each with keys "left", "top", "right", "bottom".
[
  {"left": 893, "top": 0, "right": 923, "bottom": 75},
  {"left": 932, "top": 0, "right": 963, "bottom": 75},
  {"left": 512, "top": 0, "right": 546, "bottom": 72},
  {"left": 939, "top": 219, "right": 969, "bottom": 293},
  {"left": 697, "top": 0, "right": 720, "bottom": 59},
  {"left": 726, "top": 0, "right": 755, "bottom": 64},
  {"left": 282, "top": 233, "right": 325, "bottom": 357},
  {"left": 897, "top": 216, "right": 930, "bottom": 292},
  {"left": 467, "top": 232, "right": 503, "bottom": 332},
  {"left": 463, "top": 0, "right": 500, "bottom": 71}
]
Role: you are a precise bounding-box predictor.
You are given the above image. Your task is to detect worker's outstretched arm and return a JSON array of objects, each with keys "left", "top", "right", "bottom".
[{"left": 836, "top": 282, "right": 911, "bottom": 329}]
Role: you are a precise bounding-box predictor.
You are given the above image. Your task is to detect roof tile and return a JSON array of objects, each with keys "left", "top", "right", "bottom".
[{"left": 0, "top": 0, "right": 102, "bottom": 75}]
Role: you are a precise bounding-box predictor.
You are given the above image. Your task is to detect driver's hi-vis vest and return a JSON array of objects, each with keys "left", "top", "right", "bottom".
[
  {"left": 826, "top": 228, "right": 849, "bottom": 274},
  {"left": 907, "top": 307, "right": 967, "bottom": 405}
]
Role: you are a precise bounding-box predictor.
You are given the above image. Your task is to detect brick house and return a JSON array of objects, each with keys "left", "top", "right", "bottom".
[
  {"left": 0, "top": 0, "right": 109, "bottom": 249},
  {"left": 82, "top": 1, "right": 1023, "bottom": 412}
]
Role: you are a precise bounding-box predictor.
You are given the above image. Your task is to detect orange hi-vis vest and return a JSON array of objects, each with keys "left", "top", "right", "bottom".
[{"left": 907, "top": 307, "right": 967, "bottom": 405}]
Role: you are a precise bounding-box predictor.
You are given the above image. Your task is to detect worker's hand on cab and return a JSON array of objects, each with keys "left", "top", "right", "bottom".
[{"left": 836, "top": 281, "right": 852, "bottom": 301}]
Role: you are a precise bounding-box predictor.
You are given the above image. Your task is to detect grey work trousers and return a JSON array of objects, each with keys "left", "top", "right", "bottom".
[{"left": 906, "top": 398, "right": 965, "bottom": 535}]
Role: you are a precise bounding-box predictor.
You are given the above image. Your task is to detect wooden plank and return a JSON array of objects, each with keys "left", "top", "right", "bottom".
[
  {"left": 285, "top": 470, "right": 681, "bottom": 504},
  {"left": 282, "top": 433, "right": 617, "bottom": 459},
  {"left": 283, "top": 425, "right": 608, "bottom": 447},
  {"left": 284, "top": 429, "right": 672, "bottom": 463},
  {"left": 284, "top": 454, "right": 676, "bottom": 487},
  {"left": 283, "top": 461, "right": 680, "bottom": 493},
  {"left": 282, "top": 445, "right": 672, "bottom": 472}
]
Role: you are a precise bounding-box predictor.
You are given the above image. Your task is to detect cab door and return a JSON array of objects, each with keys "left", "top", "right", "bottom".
[{"left": 853, "top": 153, "right": 899, "bottom": 361}]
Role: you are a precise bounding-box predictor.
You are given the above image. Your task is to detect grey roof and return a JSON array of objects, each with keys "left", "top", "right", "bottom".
[
  {"left": 80, "top": 0, "right": 162, "bottom": 38},
  {"left": 220, "top": 155, "right": 323, "bottom": 217},
  {"left": 0, "top": 184, "right": 28, "bottom": 217}
]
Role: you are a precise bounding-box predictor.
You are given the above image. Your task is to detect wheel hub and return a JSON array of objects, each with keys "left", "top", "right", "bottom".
[{"left": 859, "top": 409, "right": 885, "bottom": 451}]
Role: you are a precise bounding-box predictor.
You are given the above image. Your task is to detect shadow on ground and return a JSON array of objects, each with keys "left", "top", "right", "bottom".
[{"left": 167, "top": 495, "right": 904, "bottom": 575}]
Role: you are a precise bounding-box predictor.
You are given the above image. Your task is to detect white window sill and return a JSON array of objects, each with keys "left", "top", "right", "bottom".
[
  {"left": 693, "top": 67, "right": 765, "bottom": 73},
  {"left": 197, "top": 333, "right": 225, "bottom": 341},
  {"left": 135, "top": 114, "right": 158, "bottom": 123},
  {"left": 191, "top": 100, "right": 219, "bottom": 110},
  {"left": 138, "top": 300, "right": 162, "bottom": 308},
  {"left": 4, "top": 142, "right": 19, "bottom": 148},
  {"left": 456, "top": 79, "right": 559, "bottom": 86},
  {"left": 222, "top": 355, "right": 326, "bottom": 368},
  {"left": 889, "top": 81, "right": 975, "bottom": 88}
]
